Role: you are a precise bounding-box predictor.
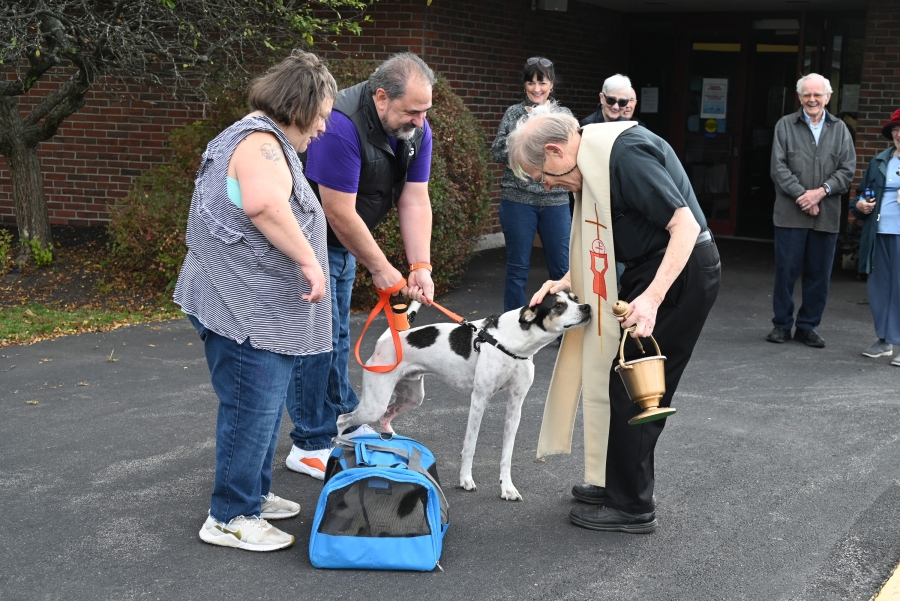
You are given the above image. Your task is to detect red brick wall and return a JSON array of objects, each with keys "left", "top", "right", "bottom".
[
  {"left": 0, "top": 0, "right": 623, "bottom": 230},
  {"left": 320, "top": 0, "right": 624, "bottom": 232},
  {"left": 0, "top": 73, "right": 203, "bottom": 226},
  {"left": 853, "top": 0, "right": 900, "bottom": 183}
]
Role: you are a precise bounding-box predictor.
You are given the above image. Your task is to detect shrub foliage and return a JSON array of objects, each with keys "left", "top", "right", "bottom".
[{"left": 108, "top": 59, "right": 493, "bottom": 308}]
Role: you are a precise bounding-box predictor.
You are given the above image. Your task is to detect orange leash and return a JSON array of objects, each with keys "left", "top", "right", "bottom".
[
  {"left": 426, "top": 300, "right": 466, "bottom": 325},
  {"left": 354, "top": 278, "right": 408, "bottom": 373},
  {"left": 354, "top": 283, "right": 472, "bottom": 373}
]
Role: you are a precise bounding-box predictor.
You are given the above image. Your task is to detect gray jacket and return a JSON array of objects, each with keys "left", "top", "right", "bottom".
[
  {"left": 770, "top": 108, "right": 856, "bottom": 233},
  {"left": 491, "top": 100, "right": 572, "bottom": 207}
]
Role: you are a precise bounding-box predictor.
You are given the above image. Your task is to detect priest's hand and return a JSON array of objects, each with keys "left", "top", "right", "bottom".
[
  {"left": 617, "top": 292, "right": 659, "bottom": 338},
  {"left": 529, "top": 272, "right": 572, "bottom": 306}
]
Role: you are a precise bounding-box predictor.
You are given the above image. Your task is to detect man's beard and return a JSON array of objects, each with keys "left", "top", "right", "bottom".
[{"left": 381, "top": 117, "right": 418, "bottom": 140}]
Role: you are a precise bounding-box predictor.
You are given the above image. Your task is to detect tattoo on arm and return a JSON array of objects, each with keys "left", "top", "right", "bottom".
[{"left": 260, "top": 143, "right": 282, "bottom": 162}]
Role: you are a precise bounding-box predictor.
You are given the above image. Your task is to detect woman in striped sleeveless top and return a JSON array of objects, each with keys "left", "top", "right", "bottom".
[{"left": 173, "top": 50, "right": 337, "bottom": 552}]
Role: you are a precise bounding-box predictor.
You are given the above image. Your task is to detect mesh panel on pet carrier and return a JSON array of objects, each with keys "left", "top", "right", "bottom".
[{"left": 317, "top": 476, "right": 432, "bottom": 538}]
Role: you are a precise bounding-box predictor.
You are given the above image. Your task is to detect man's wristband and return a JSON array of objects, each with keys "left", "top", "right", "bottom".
[{"left": 409, "top": 262, "right": 432, "bottom": 274}]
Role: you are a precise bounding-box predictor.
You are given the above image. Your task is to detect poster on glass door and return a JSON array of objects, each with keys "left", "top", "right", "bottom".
[{"left": 700, "top": 78, "right": 728, "bottom": 119}]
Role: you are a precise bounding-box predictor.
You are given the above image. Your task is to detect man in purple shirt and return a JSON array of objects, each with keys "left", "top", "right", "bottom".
[{"left": 285, "top": 53, "right": 437, "bottom": 479}]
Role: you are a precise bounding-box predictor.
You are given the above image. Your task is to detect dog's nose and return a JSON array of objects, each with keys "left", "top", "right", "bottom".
[{"left": 580, "top": 304, "right": 591, "bottom": 314}]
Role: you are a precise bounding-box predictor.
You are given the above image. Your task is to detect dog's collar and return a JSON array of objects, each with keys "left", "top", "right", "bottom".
[{"left": 473, "top": 328, "right": 529, "bottom": 361}]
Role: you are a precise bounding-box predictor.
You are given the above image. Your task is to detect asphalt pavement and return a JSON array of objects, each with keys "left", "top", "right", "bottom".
[{"left": 2, "top": 238, "right": 899, "bottom": 601}]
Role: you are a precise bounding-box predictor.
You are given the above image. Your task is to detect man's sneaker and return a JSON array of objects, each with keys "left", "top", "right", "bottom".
[
  {"left": 199, "top": 515, "right": 294, "bottom": 551},
  {"left": 346, "top": 423, "right": 378, "bottom": 438},
  {"left": 260, "top": 493, "right": 300, "bottom": 520},
  {"left": 862, "top": 340, "right": 893, "bottom": 358},
  {"left": 766, "top": 327, "right": 791, "bottom": 343},
  {"left": 794, "top": 328, "right": 825, "bottom": 348},
  {"left": 892, "top": 354, "right": 900, "bottom": 367},
  {"left": 286, "top": 446, "right": 331, "bottom": 480}
]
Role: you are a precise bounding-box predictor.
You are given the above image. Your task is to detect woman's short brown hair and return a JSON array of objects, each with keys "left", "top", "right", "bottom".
[{"left": 247, "top": 49, "right": 338, "bottom": 131}]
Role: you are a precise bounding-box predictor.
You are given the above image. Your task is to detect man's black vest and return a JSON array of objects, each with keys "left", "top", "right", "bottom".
[{"left": 306, "top": 81, "right": 425, "bottom": 248}]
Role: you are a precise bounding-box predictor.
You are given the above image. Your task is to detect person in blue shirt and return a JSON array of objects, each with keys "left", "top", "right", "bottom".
[{"left": 850, "top": 108, "right": 900, "bottom": 365}]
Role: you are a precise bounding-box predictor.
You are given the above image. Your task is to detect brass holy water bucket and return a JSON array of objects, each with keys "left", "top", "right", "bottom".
[{"left": 611, "top": 302, "right": 676, "bottom": 425}]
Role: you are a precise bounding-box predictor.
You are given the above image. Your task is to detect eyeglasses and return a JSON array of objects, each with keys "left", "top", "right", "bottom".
[
  {"left": 800, "top": 92, "right": 826, "bottom": 100},
  {"left": 539, "top": 155, "right": 577, "bottom": 185},
  {"left": 603, "top": 95, "right": 630, "bottom": 108},
  {"left": 526, "top": 57, "right": 553, "bottom": 68}
]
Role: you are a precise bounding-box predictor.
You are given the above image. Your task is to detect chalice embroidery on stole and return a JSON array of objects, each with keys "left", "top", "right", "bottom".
[{"left": 585, "top": 203, "right": 609, "bottom": 340}]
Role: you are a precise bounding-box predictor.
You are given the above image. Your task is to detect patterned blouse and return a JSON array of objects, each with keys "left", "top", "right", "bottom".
[{"left": 174, "top": 115, "right": 332, "bottom": 356}]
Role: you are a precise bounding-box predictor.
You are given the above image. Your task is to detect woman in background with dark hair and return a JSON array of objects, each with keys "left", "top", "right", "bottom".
[
  {"left": 491, "top": 57, "right": 573, "bottom": 311},
  {"left": 851, "top": 108, "right": 900, "bottom": 366},
  {"left": 173, "top": 49, "right": 337, "bottom": 551}
]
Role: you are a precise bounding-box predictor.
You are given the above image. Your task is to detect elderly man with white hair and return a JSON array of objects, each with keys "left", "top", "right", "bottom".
[
  {"left": 766, "top": 72, "right": 856, "bottom": 348},
  {"left": 581, "top": 73, "right": 632, "bottom": 125},
  {"left": 509, "top": 104, "right": 720, "bottom": 533}
]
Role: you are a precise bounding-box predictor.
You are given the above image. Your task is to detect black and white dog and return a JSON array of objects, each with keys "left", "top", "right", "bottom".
[{"left": 337, "top": 291, "right": 591, "bottom": 501}]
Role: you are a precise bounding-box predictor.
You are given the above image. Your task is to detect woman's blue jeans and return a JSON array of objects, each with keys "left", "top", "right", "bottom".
[
  {"left": 499, "top": 199, "right": 571, "bottom": 311},
  {"left": 189, "top": 315, "right": 293, "bottom": 524},
  {"left": 286, "top": 245, "right": 359, "bottom": 451}
]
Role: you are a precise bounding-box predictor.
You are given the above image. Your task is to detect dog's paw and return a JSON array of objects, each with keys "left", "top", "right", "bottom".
[
  {"left": 500, "top": 484, "right": 523, "bottom": 502},
  {"left": 459, "top": 476, "right": 477, "bottom": 492}
]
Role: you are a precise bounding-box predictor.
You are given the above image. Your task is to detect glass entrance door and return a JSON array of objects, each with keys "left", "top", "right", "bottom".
[{"left": 682, "top": 41, "right": 742, "bottom": 236}]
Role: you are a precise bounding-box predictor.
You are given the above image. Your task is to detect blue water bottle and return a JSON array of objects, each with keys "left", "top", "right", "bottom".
[{"left": 865, "top": 187, "right": 874, "bottom": 202}]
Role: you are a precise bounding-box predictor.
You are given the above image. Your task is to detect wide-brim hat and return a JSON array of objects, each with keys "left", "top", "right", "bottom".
[{"left": 881, "top": 109, "right": 900, "bottom": 139}]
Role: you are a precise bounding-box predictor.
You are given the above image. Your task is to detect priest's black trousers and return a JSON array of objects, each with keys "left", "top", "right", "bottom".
[{"left": 603, "top": 238, "right": 721, "bottom": 515}]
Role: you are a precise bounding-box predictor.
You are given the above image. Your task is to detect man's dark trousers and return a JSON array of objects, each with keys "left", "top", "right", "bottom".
[
  {"left": 603, "top": 239, "right": 721, "bottom": 515},
  {"left": 772, "top": 226, "right": 838, "bottom": 331}
]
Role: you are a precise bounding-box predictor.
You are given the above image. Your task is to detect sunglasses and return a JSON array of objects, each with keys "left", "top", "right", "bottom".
[
  {"left": 800, "top": 92, "right": 826, "bottom": 100},
  {"left": 526, "top": 57, "right": 553, "bottom": 68},
  {"left": 603, "top": 95, "right": 629, "bottom": 108}
]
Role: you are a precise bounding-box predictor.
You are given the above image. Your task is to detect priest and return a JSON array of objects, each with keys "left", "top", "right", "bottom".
[{"left": 506, "top": 104, "right": 720, "bottom": 533}]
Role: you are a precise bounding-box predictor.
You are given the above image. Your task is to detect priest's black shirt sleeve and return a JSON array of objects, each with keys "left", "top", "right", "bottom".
[{"left": 607, "top": 127, "right": 707, "bottom": 262}]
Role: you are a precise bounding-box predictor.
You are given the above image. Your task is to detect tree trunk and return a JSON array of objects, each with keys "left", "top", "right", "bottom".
[{"left": 7, "top": 139, "right": 53, "bottom": 264}]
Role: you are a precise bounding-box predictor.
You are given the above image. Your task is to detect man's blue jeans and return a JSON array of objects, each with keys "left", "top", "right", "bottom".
[
  {"left": 189, "top": 315, "right": 293, "bottom": 523},
  {"left": 499, "top": 199, "right": 571, "bottom": 312},
  {"left": 287, "top": 245, "right": 360, "bottom": 451},
  {"left": 772, "top": 226, "right": 838, "bottom": 331}
]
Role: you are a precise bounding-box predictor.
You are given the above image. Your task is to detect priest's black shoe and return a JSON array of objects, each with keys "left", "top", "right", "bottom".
[
  {"left": 569, "top": 505, "right": 658, "bottom": 533},
  {"left": 765, "top": 327, "right": 791, "bottom": 343},
  {"left": 571, "top": 483, "right": 606, "bottom": 504},
  {"left": 794, "top": 328, "right": 825, "bottom": 348}
]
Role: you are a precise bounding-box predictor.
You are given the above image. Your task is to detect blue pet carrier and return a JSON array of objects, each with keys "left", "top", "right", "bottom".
[{"left": 308, "top": 433, "right": 449, "bottom": 571}]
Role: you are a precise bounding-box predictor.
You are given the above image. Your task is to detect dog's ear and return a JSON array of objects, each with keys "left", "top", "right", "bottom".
[{"left": 519, "top": 305, "right": 538, "bottom": 325}]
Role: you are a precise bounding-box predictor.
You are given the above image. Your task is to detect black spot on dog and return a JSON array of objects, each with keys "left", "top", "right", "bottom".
[
  {"left": 449, "top": 324, "right": 473, "bottom": 359},
  {"left": 406, "top": 326, "right": 440, "bottom": 349}
]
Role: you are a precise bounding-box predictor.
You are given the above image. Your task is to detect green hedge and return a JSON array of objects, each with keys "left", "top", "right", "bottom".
[{"left": 108, "top": 59, "right": 493, "bottom": 309}]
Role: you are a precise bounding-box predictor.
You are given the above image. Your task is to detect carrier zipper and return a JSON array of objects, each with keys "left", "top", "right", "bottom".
[{"left": 435, "top": 561, "right": 444, "bottom": 572}]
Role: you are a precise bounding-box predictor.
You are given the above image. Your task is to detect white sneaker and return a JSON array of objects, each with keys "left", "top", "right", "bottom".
[
  {"left": 346, "top": 423, "right": 378, "bottom": 438},
  {"left": 892, "top": 354, "right": 900, "bottom": 367},
  {"left": 198, "top": 515, "right": 294, "bottom": 551},
  {"left": 260, "top": 493, "right": 300, "bottom": 520},
  {"left": 285, "top": 446, "right": 331, "bottom": 480}
]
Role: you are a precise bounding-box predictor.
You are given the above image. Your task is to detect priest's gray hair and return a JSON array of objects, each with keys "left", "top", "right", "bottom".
[
  {"left": 602, "top": 74, "right": 632, "bottom": 95},
  {"left": 796, "top": 72, "right": 833, "bottom": 95},
  {"left": 507, "top": 102, "right": 580, "bottom": 180}
]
